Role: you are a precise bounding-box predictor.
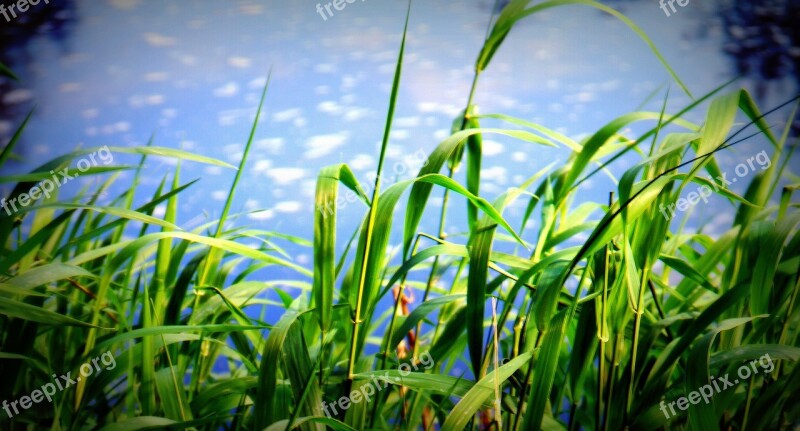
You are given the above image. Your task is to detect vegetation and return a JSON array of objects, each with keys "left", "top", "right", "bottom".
[{"left": 1, "top": 1, "right": 798, "bottom": 430}]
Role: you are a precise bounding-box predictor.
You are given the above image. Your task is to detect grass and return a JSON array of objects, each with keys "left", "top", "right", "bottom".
[{"left": 1, "top": 0, "right": 799, "bottom": 429}]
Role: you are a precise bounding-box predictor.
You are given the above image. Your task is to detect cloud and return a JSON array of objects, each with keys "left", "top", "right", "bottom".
[
  {"left": 59, "top": 83, "right": 80, "bottom": 93},
  {"left": 273, "top": 108, "right": 302, "bottom": 122},
  {"left": 304, "top": 133, "right": 347, "bottom": 159},
  {"left": 344, "top": 107, "right": 370, "bottom": 121},
  {"left": 255, "top": 138, "right": 285, "bottom": 153},
  {"left": 267, "top": 168, "right": 306, "bottom": 185},
  {"left": 315, "top": 63, "right": 337, "bottom": 74},
  {"left": 228, "top": 57, "right": 252, "bottom": 69},
  {"left": 101, "top": 121, "right": 131, "bottom": 134},
  {"left": 564, "top": 92, "right": 595, "bottom": 103},
  {"left": 274, "top": 201, "right": 302, "bottom": 213},
  {"left": 252, "top": 159, "right": 272, "bottom": 175},
  {"left": 110, "top": 0, "right": 140, "bottom": 9},
  {"left": 482, "top": 140, "right": 504, "bottom": 157},
  {"left": 144, "top": 72, "right": 169, "bottom": 82},
  {"left": 395, "top": 117, "right": 421, "bottom": 128},
  {"left": 238, "top": 4, "right": 264, "bottom": 15},
  {"left": 3, "top": 89, "right": 33, "bottom": 104},
  {"left": 143, "top": 32, "right": 176, "bottom": 47},
  {"left": 247, "top": 210, "right": 274, "bottom": 221},
  {"left": 391, "top": 129, "right": 409, "bottom": 140},
  {"left": 318, "top": 100, "right": 343, "bottom": 115},
  {"left": 481, "top": 166, "right": 508, "bottom": 185},
  {"left": 248, "top": 77, "right": 268, "bottom": 89},
  {"left": 146, "top": 94, "right": 165, "bottom": 105},
  {"left": 349, "top": 154, "right": 374, "bottom": 170},
  {"left": 205, "top": 166, "right": 223, "bottom": 175},
  {"left": 214, "top": 82, "right": 239, "bottom": 98},
  {"left": 417, "top": 102, "right": 461, "bottom": 117},
  {"left": 128, "top": 94, "right": 166, "bottom": 107}
]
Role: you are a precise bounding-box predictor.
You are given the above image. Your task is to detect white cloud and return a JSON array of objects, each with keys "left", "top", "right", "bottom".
[
  {"left": 395, "top": 117, "right": 421, "bottom": 128},
  {"left": 482, "top": 140, "right": 504, "bottom": 157},
  {"left": 350, "top": 154, "right": 374, "bottom": 170},
  {"left": 145, "top": 94, "right": 165, "bottom": 105},
  {"left": 565, "top": 92, "right": 595, "bottom": 103},
  {"left": 244, "top": 199, "right": 260, "bottom": 211},
  {"left": 143, "top": 32, "right": 176, "bottom": 47},
  {"left": 214, "top": 82, "right": 239, "bottom": 98},
  {"left": 255, "top": 138, "right": 284, "bottom": 153},
  {"left": 274, "top": 201, "right": 302, "bottom": 213},
  {"left": 341, "top": 75, "right": 358, "bottom": 90},
  {"left": 252, "top": 159, "right": 272, "bottom": 174},
  {"left": 224, "top": 143, "right": 243, "bottom": 154},
  {"left": 82, "top": 108, "right": 99, "bottom": 119},
  {"left": 248, "top": 210, "right": 274, "bottom": 220},
  {"left": 152, "top": 205, "right": 166, "bottom": 218},
  {"left": 239, "top": 4, "right": 264, "bottom": 15},
  {"left": 344, "top": 108, "right": 370, "bottom": 121},
  {"left": 273, "top": 108, "right": 302, "bottom": 122},
  {"left": 304, "top": 133, "right": 347, "bottom": 159},
  {"left": 315, "top": 63, "right": 337, "bottom": 74},
  {"left": 205, "top": 166, "right": 223, "bottom": 175},
  {"left": 318, "top": 100, "right": 343, "bottom": 115},
  {"left": 248, "top": 77, "right": 267, "bottom": 89},
  {"left": 267, "top": 168, "right": 306, "bottom": 185},
  {"left": 212, "top": 190, "right": 227, "bottom": 201},
  {"left": 59, "top": 83, "right": 80, "bottom": 93},
  {"left": 433, "top": 129, "right": 449, "bottom": 140},
  {"left": 144, "top": 72, "right": 169, "bottom": 82},
  {"left": 512, "top": 151, "right": 527, "bottom": 162},
  {"left": 110, "top": 0, "right": 140, "bottom": 9},
  {"left": 228, "top": 57, "right": 252, "bottom": 69},
  {"left": 3, "top": 89, "right": 33, "bottom": 104},
  {"left": 128, "top": 94, "right": 166, "bottom": 107},
  {"left": 391, "top": 129, "right": 409, "bottom": 140},
  {"left": 481, "top": 166, "right": 508, "bottom": 185},
  {"left": 175, "top": 53, "right": 197, "bottom": 66},
  {"left": 417, "top": 102, "right": 460, "bottom": 117}
]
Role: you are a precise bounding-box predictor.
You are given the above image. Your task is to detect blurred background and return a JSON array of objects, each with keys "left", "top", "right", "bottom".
[{"left": 1, "top": 0, "right": 799, "bottom": 269}]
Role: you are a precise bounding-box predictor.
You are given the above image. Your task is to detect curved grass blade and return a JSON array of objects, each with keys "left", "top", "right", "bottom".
[{"left": 441, "top": 351, "right": 533, "bottom": 431}]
